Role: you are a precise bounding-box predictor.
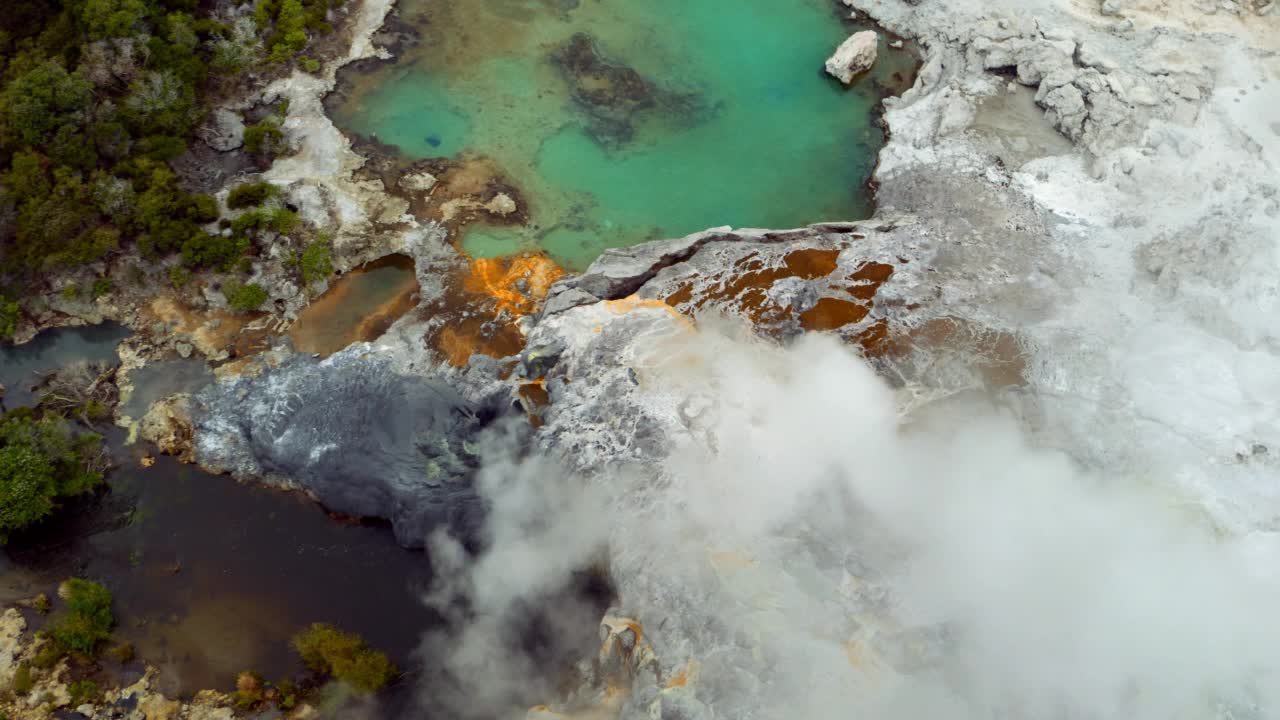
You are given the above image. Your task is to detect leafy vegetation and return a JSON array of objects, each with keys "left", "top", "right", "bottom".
[
  {"left": 0, "top": 410, "right": 105, "bottom": 540},
  {"left": 298, "top": 239, "right": 332, "bottom": 286},
  {"left": 47, "top": 578, "right": 114, "bottom": 656},
  {"left": 0, "top": 0, "right": 341, "bottom": 316},
  {"left": 67, "top": 678, "right": 100, "bottom": 705},
  {"left": 232, "top": 670, "right": 265, "bottom": 709},
  {"left": 223, "top": 280, "right": 268, "bottom": 312},
  {"left": 227, "top": 180, "right": 277, "bottom": 209},
  {"left": 291, "top": 623, "right": 397, "bottom": 694},
  {"left": 11, "top": 662, "right": 33, "bottom": 695}
]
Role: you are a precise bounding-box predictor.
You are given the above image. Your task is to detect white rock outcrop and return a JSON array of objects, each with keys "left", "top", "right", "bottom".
[{"left": 824, "top": 30, "right": 879, "bottom": 83}]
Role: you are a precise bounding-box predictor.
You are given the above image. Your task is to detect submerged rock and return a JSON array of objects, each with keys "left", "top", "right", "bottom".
[
  {"left": 193, "top": 349, "right": 501, "bottom": 547},
  {"left": 551, "top": 32, "right": 702, "bottom": 147},
  {"left": 825, "top": 30, "right": 879, "bottom": 84}
]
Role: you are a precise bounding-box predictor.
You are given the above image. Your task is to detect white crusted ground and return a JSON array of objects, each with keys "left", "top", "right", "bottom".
[{"left": 849, "top": 0, "right": 1280, "bottom": 529}]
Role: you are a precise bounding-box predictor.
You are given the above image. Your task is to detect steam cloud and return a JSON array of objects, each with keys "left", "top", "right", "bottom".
[{"left": 413, "top": 322, "right": 1280, "bottom": 720}]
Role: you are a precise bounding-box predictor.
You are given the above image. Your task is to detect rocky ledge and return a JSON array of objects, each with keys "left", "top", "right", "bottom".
[{"left": 152, "top": 0, "right": 1279, "bottom": 717}]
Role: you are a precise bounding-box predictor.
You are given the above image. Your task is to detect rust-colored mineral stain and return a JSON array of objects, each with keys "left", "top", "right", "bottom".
[
  {"left": 518, "top": 380, "right": 550, "bottom": 408},
  {"left": 799, "top": 297, "right": 869, "bottom": 331},
  {"left": 426, "top": 253, "right": 565, "bottom": 367},
  {"left": 782, "top": 247, "right": 841, "bottom": 278},
  {"left": 664, "top": 283, "right": 694, "bottom": 307},
  {"left": 463, "top": 253, "right": 566, "bottom": 315},
  {"left": 433, "top": 316, "right": 526, "bottom": 368},
  {"left": 847, "top": 262, "right": 895, "bottom": 300},
  {"left": 662, "top": 248, "right": 844, "bottom": 326},
  {"left": 517, "top": 380, "right": 551, "bottom": 427}
]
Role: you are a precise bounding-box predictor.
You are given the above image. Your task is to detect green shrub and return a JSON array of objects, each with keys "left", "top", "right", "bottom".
[
  {"left": 300, "top": 57, "right": 321, "bottom": 73},
  {"left": 243, "top": 120, "right": 285, "bottom": 157},
  {"left": 268, "top": 207, "right": 298, "bottom": 235},
  {"left": 67, "top": 679, "right": 99, "bottom": 705},
  {"left": 91, "top": 278, "right": 113, "bottom": 298},
  {"left": 33, "top": 594, "right": 51, "bottom": 614},
  {"left": 226, "top": 181, "right": 277, "bottom": 209},
  {"left": 291, "top": 623, "right": 397, "bottom": 694},
  {"left": 232, "top": 670, "right": 264, "bottom": 709},
  {"left": 30, "top": 644, "right": 62, "bottom": 670},
  {"left": 298, "top": 240, "right": 332, "bottom": 286},
  {"left": 0, "top": 414, "right": 105, "bottom": 541},
  {"left": 0, "top": 297, "right": 18, "bottom": 340},
  {"left": 223, "top": 281, "right": 268, "bottom": 312},
  {"left": 11, "top": 662, "right": 33, "bottom": 695},
  {"left": 169, "top": 266, "right": 193, "bottom": 288},
  {"left": 47, "top": 579, "right": 114, "bottom": 656}
]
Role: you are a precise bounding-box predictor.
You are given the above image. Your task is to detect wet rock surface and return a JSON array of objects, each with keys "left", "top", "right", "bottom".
[{"left": 193, "top": 349, "right": 502, "bottom": 547}]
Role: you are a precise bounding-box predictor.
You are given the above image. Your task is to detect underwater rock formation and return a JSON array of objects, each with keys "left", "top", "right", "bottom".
[{"left": 551, "top": 32, "right": 702, "bottom": 147}]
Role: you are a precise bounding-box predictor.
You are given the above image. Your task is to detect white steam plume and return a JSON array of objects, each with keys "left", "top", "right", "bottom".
[{"left": 416, "top": 322, "right": 1280, "bottom": 720}]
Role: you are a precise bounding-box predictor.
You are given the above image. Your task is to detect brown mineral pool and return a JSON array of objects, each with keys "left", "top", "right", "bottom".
[{"left": 289, "top": 254, "right": 420, "bottom": 356}]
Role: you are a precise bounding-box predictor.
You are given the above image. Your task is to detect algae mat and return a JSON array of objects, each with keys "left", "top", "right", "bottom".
[{"left": 332, "top": 0, "right": 913, "bottom": 270}]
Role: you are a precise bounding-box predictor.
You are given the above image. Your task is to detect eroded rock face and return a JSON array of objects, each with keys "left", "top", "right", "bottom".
[
  {"left": 193, "top": 349, "right": 501, "bottom": 547},
  {"left": 138, "top": 393, "right": 196, "bottom": 462},
  {"left": 825, "top": 30, "right": 880, "bottom": 84}
]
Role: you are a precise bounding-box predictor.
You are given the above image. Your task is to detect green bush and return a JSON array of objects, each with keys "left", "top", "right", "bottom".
[
  {"left": 0, "top": 413, "right": 104, "bottom": 541},
  {"left": 0, "top": 297, "right": 19, "bottom": 340},
  {"left": 298, "top": 240, "right": 332, "bottom": 286},
  {"left": 11, "top": 662, "right": 33, "bottom": 695},
  {"left": 223, "top": 281, "right": 268, "bottom": 312},
  {"left": 291, "top": 623, "right": 397, "bottom": 694},
  {"left": 47, "top": 578, "right": 114, "bottom": 656},
  {"left": 67, "top": 679, "right": 99, "bottom": 705},
  {"left": 227, "top": 181, "right": 277, "bottom": 209},
  {"left": 243, "top": 120, "right": 285, "bottom": 157},
  {"left": 169, "top": 266, "right": 193, "bottom": 288}
]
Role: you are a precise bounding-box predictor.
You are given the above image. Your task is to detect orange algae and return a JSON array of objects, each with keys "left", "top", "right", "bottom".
[
  {"left": 427, "top": 252, "right": 566, "bottom": 367},
  {"left": 463, "top": 254, "right": 566, "bottom": 315}
]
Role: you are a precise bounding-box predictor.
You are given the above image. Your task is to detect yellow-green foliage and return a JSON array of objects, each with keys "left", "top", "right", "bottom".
[
  {"left": 291, "top": 623, "right": 396, "bottom": 694},
  {"left": 47, "top": 578, "right": 114, "bottom": 656},
  {"left": 222, "top": 281, "right": 268, "bottom": 313},
  {"left": 67, "top": 678, "right": 99, "bottom": 705},
  {"left": 298, "top": 240, "right": 332, "bottom": 286},
  {"left": 0, "top": 411, "right": 104, "bottom": 541},
  {"left": 11, "top": 662, "right": 33, "bottom": 695}
]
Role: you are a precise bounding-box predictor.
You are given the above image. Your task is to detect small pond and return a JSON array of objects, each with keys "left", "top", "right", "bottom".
[{"left": 330, "top": 0, "right": 916, "bottom": 270}]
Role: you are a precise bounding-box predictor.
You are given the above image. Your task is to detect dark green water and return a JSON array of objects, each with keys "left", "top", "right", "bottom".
[
  {"left": 331, "top": 0, "right": 914, "bottom": 270},
  {"left": 2, "top": 444, "right": 437, "bottom": 697}
]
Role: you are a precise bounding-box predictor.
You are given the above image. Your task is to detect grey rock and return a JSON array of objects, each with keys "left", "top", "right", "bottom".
[{"left": 193, "top": 352, "right": 502, "bottom": 547}]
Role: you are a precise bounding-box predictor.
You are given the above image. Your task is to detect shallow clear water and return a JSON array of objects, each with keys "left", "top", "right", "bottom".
[
  {"left": 332, "top": 0, "right": 914, "bottom": 270},
  {"left": 0, "top": 324, "right": 131, "bottom": 407}
]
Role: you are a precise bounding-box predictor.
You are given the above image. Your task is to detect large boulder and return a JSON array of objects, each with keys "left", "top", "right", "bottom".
[{"left": 825, "top": 30, "right": 879, "bottom": 84}]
